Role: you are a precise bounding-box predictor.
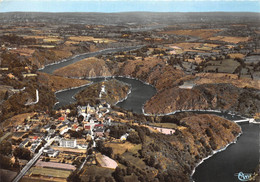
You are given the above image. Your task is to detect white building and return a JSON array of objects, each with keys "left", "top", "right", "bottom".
[
  {"left": 179, "top": 81, "right": 195, "bottom": 89},
  {"left": 59, "top": 139, "right": 77, "bottom": 148},
  {"left": 99, "top": 84, "right": 106, "bottom": 98},
  {"left": 120, "top": 133, "right": 129, "bottom": 141}
]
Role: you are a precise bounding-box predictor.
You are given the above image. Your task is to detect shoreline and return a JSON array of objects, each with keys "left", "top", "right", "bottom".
[
  {"left": 54, "top": 82, "right": 93, "bottom": 94},
  {"left": 38, "top": 45, "right": 144, "bottom": 72},
  {"left": 114, "top": 83, "right": 132, "bottom": 106},
  {"left": 142, "top": 108, "right": 257, "bottom": 124},
  {"left": 191, "top": 126, "right": 243, "bottom": 181},
  {"left": 53, "top": 82, "right": 93, "bottom": 108},
  {"left": 142, "top": 107, "right": 250, "bottom": 120},
  {"left": 53, "top": 77, "right": 134, "bottom": 108},
  {"left": 66, "top": 75, "right": 157, "bottom": 90}
]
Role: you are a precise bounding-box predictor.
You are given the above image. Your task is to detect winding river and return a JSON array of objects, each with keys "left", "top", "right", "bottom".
[{"left": 39, "top": 48, "right": 259, "bottom": 182}]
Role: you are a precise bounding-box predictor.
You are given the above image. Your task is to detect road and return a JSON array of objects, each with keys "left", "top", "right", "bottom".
[
  {"left": 25, "top": 89, "right": 39, "bottom": 106},
  {"left": 78, "top": 123, "right": 96, "bottom": 171},
  {"left": 12, "top": 138, "right": 55, "bottom": 182}
]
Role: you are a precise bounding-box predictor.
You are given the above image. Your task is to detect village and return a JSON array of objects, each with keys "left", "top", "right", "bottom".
[{"left": 0, "top": 81, "right": 176, "bottom": 182}]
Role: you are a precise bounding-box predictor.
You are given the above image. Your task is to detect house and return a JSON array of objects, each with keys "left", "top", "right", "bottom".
[
  {"left": 77, "top": 106, "right": 87, "bottom": 114},
  {"left": 19, "top": 139, "right": 30, "bottom": 148},
  {"left": 59, "top": 139, "right": 77, "bottom": 148},
  {"left": 254, "top": 113, "right": 260, "bottom": 122},
  {"left": 22, "top": 73, "right": 37, "bottom": 78},
  {"left": 0, "top": 67, "right": 8, "bottom": 71},
  {"left": 65, "top": 109, "right": 71, "bottom": 114},
  {"left": 33, "top": 136, "right": 39, "bottom": 141},
  {"left": 7, "top": 73, "right": 16, "bottom": 79},
  {"left": 89, "top": 117, "right": 98, "bottom": 124},
  {"left": 30, "top": 140, "right": 42, "bottom": 152},
  {"left": 58, "top": 117, "right": 65, "bottom": 121},
  {"left": 94, "top": 124, "right": 104, "bottom": 128},
  {"left": 87, "top": 104, "right": 96, "bottom": 114},
  {"left": 84, "top": 125, "right": 91, "bottom": 130},
  {"left": 43, "top": 148, "right": 59, "bottom": 157},
  {"left": 120, "top": 133, "right": 129, "bottom": 141},
  {"left": 73, "top": 124, "right": 78, "bottom": 130},
  {"left": 179, "top": 81, "right": 195, "bottom": 89},
  {"left": 60, "top": 127, "right": 71, "bottom": 135},
  {"left": 94, "top": 128, "right": 104, "bottom": 138},
  {"left": 77, "top": 144, "right": 88, "bottom": 149}
]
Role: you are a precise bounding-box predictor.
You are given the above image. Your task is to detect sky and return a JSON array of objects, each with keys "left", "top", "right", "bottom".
[{"left": 0, "top": 0, "right": 259, "bottom": 13}]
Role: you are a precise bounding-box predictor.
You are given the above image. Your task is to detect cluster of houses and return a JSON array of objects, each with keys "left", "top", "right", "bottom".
[
  {"left": 77, "top": 102, "right": 111, "bottom": 126},
  {"left": 1, "top": 100, "right": 118, "bottom": 180},
  {"left": 6, "top": 99, "right": 112, "bottom": 153}
]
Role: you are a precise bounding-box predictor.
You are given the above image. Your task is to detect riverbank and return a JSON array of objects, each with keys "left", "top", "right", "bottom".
[
  {"left": 191, "top": 128, "right": 243, "bottom": 181},
  {"left": 53, "top": 82, "right": 93, "bottom": 108},
  {"left": 54, "top": 82, "right": 93, "bottom": 94},
  {"left": 39, "top": 45, "right": 144, "bottom": 74},
  {"left": 142, "top": 107, "right": 246, "bottom": 119},
  {"left": 114, "top": 83, "right": 132, "bottom": 106}
]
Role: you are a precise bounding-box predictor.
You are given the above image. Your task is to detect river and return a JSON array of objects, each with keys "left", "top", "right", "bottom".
[
  {"left": 193, "top": 123, "right": 259, "bottom": 182},
  {"left": 39, "top": 48, "right": 259, "bottom": 182},
  {"left": 39, "top": 45, "right": 143, "bottom": 74},
  {"left": 53, "top": 77, "right": 157, "bottom": 112}
]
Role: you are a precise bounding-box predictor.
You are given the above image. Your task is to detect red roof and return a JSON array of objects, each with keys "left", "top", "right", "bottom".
[
  {"left": 58, "top": 117, "right": 65, "bottom": 121},
  {"left": 94, "top": 124, "right": 104, "bottom": 128},
  {"left": 85, "top": 125, "right": 91, "bottom": 129},
  {"left": 33, "top": 136, "right": 38, "bottom": 140}
]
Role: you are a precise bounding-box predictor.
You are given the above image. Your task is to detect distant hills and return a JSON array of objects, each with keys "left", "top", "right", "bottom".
[{"left": 0, "top": 12, "right": 259, "bottom": 25}]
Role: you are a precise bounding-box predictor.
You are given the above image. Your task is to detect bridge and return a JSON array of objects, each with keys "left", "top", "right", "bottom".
[{"left": 234, "top": 118, "right": 256, "bottom": 123}]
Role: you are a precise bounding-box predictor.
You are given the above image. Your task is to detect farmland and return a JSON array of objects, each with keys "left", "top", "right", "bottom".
[
  {"left": 26, "top": 167, "right": 71, "bottom": 178},
  {"left": 208, "top": 36, "right": 250, "bottom": 43},
  {"left": 161, "top": 29, "right": 221, "bottom": 39}
]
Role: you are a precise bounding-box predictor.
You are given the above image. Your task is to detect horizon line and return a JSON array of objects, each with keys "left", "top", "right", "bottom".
[{"left": 1, "top": 11, "right": 260, "bottom": 13}]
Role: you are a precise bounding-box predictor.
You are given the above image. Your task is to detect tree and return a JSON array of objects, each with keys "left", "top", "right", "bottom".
[
  {"left": 46, "top": 157, "right": 50, "bottom": 162},
  {"left": 67, "top": 171, "right": 81, "bottom": 182},
  {"left": 13, "top": 147, "right": 32, "bottom": 160},
  {"left": 96, "top": 140, "right": 113, "bottom": 157},
  {"left": 4, "top": 91, "right": 9, "bottom": 100},
  {"left": 103, "top": 147, "right": 113, "bottom": 158},
  {"left": 113, "top": 167, "right": 125, "bottom": 182},
  {"left": 127, "top": 132, "right": 141, "bottom": 144},
  {"left": 68, "top": 130, "right": 83, "bottom": 138},
  {"left": 78, "top": 115, "right": 84, "bottom": 123},
  {"left": 0, "top": 154, "right": 12, "bottom": 169},
  {"left": 109, "top": 125, "right": 127, "bottom": 139},
  {"left": 0, "top": 141, "right": 12, "bottom": 156}
]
